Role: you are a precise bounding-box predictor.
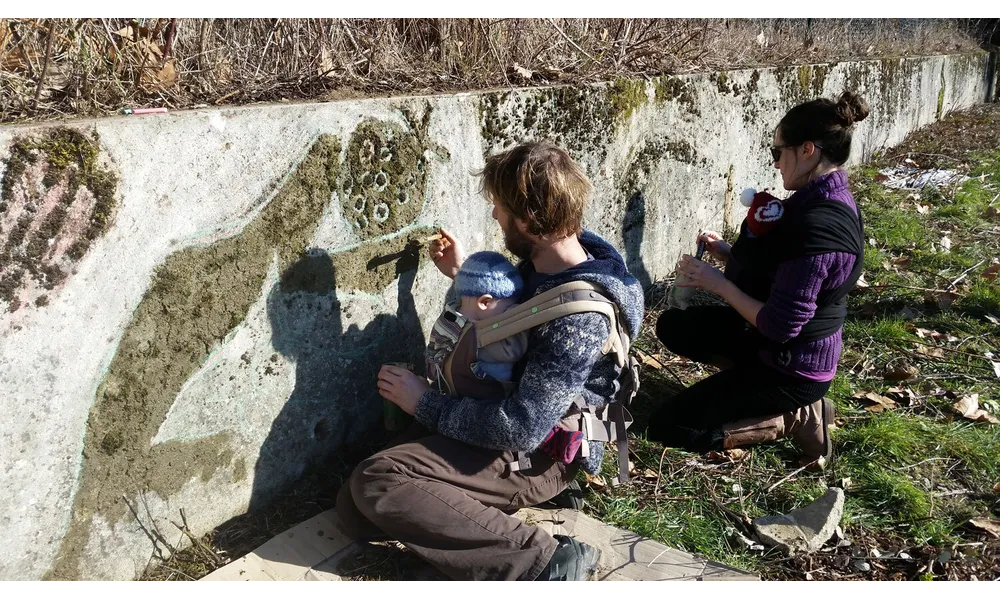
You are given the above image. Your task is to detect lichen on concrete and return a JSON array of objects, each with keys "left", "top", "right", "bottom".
[
  {"left": 47, "top": 104, "right": 447, "bottom": 578},
  {"left": 0, "top": 128, "right": 118, "bottom": 310},
  {"left": 479, "top": 85, "right": 616, "bottom": 162},
  {"left": 937, "top": 64, "right": 947, "bottom": 120},
  {"left": 339, "top": 108, "right": 435, "bottom": 240},
  {"left": 608, "top": 77, "right": 649, "bottom": 123},
  {"left": 653, "top": 75, "right": 700, "bottom": 116},
  {"left": 46, "top": 134, "right": 345, "bottom": 580},
  {"left": 711, "top": 71, "right": 733, "bottom": 95}
]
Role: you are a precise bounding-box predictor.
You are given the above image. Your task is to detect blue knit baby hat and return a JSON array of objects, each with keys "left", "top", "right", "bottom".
[{"left": 454, "top": 251, "right": 524, "bottom": 299}]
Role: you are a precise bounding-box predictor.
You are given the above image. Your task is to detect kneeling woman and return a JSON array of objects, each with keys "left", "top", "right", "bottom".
[{"left": 645, "top": 92, "right": 868, "bottom": 467}]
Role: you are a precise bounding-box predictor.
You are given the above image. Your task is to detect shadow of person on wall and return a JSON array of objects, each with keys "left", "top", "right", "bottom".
[
  {"left": 249, "top": 245, "right": 426, "bottom": 512},
  {"left": 623, "top": 191, "right": 653, "bottom": 291}
]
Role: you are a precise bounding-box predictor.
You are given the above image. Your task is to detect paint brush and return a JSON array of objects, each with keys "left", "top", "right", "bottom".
[{"left": 409, "top": 232, "right": 444, "bottom": 247}]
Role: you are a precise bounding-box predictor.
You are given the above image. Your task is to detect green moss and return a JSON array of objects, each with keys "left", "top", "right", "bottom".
[
  {"left": 811, "top": 64, "right": 829, "bottom": 96},
  {"left": 937, "top": 65, "right": 947, "bottom": 120},
  {"left": 339, "top": 112, "right": 432, "bottom": 240},
  {"left": 0, "top": 128, "right": 118, "bottom": 306},
  {"left": 797, "top": 65, "right": 813, "bottom": 92},
  {"left": 231, "top": 457, "right": 248, "bottom": 483},
  {"left": 47, "top": 133, "right": 347, "bottom": 579},
  {"left": 617, "top": 141, "right": 665, "bottom": 200},
  {"left": 608, "top": 77, "right": 648, "bottom": 123},
  {"left": 709, "top": 71, "right": 732, "bottom": 94},
  {"left": 653, "top": 75, "right": 700, "bottom": 116}
]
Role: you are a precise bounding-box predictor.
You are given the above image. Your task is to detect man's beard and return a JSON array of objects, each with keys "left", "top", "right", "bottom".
[{"left": 503, "top": 223, "right": 535, "bottom": 261}]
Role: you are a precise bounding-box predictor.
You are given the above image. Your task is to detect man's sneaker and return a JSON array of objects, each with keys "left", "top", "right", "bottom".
[
  {"left": 534, "top": 534, "right": 601, "bottom": 581},
  {"left": 541, "top": 480, "right": 586, "bottom": 510}
]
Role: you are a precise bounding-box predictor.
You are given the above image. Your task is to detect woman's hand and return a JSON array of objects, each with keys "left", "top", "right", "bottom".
[
  {"left": 428, "top": 228, "right": 465, "bottom": 280},
  {"left": 377, "top": 365, "right": 429, "bottom": 416},
  {"left": 675, "top": 254, "right": 727, "bottom": 294},
  {"left": 698, "top": 230, "right": 732, "bottom": 261}
]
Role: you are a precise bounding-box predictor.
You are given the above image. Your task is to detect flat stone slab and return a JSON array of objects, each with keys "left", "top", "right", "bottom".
[
  {"left": 200, "top": 508, "right": 355, "bottom": 581},
  {"left": 201, "top": 507, "right": 757, "bottom": 581},
  {"left": 753, "top": 487, "right": 845, "bottom": 555},
  {"left": 516, "top": 508, "right": 757, "bottom": 581}
]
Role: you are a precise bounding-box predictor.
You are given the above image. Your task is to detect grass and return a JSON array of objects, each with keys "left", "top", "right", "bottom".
[
  {"left": 0, "top": 18, "right": 990, "bottom": 124},
  {"left": 578, "top": 103, "right": 1000, "bottom": 581}
]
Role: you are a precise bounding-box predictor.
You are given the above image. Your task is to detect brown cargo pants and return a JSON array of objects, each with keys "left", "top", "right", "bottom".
[{"left": 335, "top": 423, "right": 577, "bottom": 581}]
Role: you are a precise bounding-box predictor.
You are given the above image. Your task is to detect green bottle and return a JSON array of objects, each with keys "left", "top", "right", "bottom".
[{"left": 382, "top": 362, "right": 415, "bottom": 432}]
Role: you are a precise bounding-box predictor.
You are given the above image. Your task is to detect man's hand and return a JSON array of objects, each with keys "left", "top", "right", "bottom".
[
  {"left": 377, "top": 365, "right": 430, "bottom": 415},
  {"left": 675, "top": 254, "right": 727, "bottom": 294},
  {"left": 697, "top": 230, "right": 732, "bottom": 261},
  {"left": 428, "top": 228, "right": 465, "bottom": 280}
]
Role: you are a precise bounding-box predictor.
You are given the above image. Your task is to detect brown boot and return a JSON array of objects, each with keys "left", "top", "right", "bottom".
[
  {"left": 790, "top": 397, "right": 835, "bottom": 470},
  {"left": 721, "top": 413, "right": 788, "bottom": 449},
  {"left": 720, "top": 398, "right": 835, "bottom": 469}
]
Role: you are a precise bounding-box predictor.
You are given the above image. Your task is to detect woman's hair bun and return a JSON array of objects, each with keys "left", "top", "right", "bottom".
[{"left": 835, "top": 91, "right": 870, "bottom": 126}]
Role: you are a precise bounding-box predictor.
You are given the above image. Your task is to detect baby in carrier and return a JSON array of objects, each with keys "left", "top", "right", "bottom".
[{"left": 425, "top": 250, "right": 583, "bottom": 464}]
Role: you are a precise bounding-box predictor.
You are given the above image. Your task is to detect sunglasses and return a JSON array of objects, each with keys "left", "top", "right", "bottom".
[
  {"left": 770, "top": 144, "right": 793, "bottom": 162},
  {"left": 770, "top": 142, "right": 825, "bottom": 162}
]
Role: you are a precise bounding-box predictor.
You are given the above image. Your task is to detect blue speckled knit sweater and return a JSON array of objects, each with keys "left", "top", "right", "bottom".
[{"left": 414, "top": 230, "right": 645, "bottom": 474}]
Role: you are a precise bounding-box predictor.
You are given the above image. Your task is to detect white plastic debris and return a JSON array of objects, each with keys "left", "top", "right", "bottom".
[{"left": 879, "top": 165, "right": 968, "bottom": 190}]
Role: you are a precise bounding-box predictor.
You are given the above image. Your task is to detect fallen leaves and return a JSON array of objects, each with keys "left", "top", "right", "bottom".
[
  {"left": 914, "top": 344, "right": 945, "bottom": 358},
  {"left": 939, "top": 235, "right": 952, "bottom": 253},
  {"left": 951, "top": 393, "right": 1000, "bottom": 424},
  {"left": 885, "top": 386, "right": 920, "bottom": 407},
  {"left": 854, "top": 391, "right": 898, "bottom": 412},
  {"left": 924, "top": 290, "right": 957, "bottom": 310},
  {"left": 726, "top": 448, "right": 749, "bottom": 461},
  {"left": 635, "top": 348, "right": 664, "bottom": 370},
  {"left": 914, "top": 328, "right": 959, "bottom": 343},
  {"left": 968, "top": 519, "right": 1000, "bottom": 538},
  {"left": 883, "top": 362, "right": 918, "bottom": 382},
  {"left": 703, "top": 449, "right": 749, "bottom": 464},
  {"left": 982, "top": 264, "right": 1000, "bottom": 282}
]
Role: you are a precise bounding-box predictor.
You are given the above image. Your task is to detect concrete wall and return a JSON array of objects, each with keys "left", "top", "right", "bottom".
[{"left": 0, "top": 52, "right": 989, "bottom": 580}]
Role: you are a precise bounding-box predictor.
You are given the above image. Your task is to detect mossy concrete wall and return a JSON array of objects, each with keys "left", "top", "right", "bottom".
[{"left": 0, "top": 52, "right": 989, "bottom": 580}]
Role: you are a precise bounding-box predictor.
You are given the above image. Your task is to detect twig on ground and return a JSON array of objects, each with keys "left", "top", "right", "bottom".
[
  {"left": 766, "top": 460, "right": 817, "bottom": 493},
  {"left": 654, "top": 445, "right": 669, "bottom": 528},
  {"left": 169, "top": 509, "right": 223, "bottom": 568},
  {"left": 863, "top": 284, "right": 965, "bottom": 297},
  {"left": 892, "top": 457, "right": 953, "bottom": 471},
  {"left": 700, "top": 473, "right": 753, "bottom": 536},
  {"left": 947, "top": 259, "right": 986, "bottom": 290},
  {"left": 157, "top": 565, "right": 196, "bottom": 581},
  {"left": 889, "top": 337, "right": 992, "bottom": 360}
]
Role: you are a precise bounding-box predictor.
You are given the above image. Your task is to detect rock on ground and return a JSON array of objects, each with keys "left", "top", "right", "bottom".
[{"left": 752, "top": 487, "right": 845, "bottom": 554}]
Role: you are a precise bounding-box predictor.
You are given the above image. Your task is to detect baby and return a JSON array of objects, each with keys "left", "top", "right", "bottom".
[
  {"left": 740, "top": 188, "right": 784, "bottom": 238},
  {"left": 424, "top": 249, "right": 583, "bottom": 464},
  {"left": 425, "top": 250, "right": 528, "bottom": 393}
]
